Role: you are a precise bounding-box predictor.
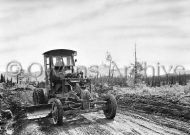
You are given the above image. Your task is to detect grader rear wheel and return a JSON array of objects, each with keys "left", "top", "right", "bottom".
[
  {"left": 49, "top": 98, "right": 63, "bottom": 125},
  {"left": 33, "top": 89, "right": 46, "bottom": 105},
  {"left": 82, "top": 90, "right": 91, "bottom": 109}
]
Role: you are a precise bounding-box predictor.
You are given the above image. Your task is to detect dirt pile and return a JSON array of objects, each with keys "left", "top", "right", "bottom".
[
  {"left": 107, "top": 84, "right": 190, "bottom": 104},
  {"left": 118, "top": 94, "right": 190, "bottom": 121},
  {"left": 100, "top": 83, "right": 190, "bottom": 121},
  {"left": 0, "top": 85, "right": 34, "bottom": 134}
]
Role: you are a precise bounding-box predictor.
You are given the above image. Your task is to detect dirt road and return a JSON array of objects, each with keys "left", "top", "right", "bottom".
[{"left": 12, "top": 108, "right": 190, "bottom": 135}]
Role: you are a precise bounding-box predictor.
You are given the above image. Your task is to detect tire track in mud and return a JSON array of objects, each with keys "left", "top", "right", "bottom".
[
  {"left": 88, "top": 111, "right": 185, "bottom": 135},
  {"left": 13, "top": 110, "right": 189, "bottom": 135},
  {"left": 118, "top": 108, "right": 190, "bottom": 134}
]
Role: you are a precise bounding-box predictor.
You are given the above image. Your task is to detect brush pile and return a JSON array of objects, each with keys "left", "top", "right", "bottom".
[{"left": 108, "top": 83, "right": 190, "bottom": 121}]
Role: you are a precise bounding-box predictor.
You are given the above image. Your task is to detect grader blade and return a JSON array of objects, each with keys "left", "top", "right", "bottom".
[{"left": 24, "top": 104, "right": 52, "bottom": 119}]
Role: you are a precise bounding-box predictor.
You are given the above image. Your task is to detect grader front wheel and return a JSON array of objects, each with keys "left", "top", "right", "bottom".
[
  {"left": 103, "top": 94, "right": 117, "bottom": 119},
  {"left": 49, "top": 98, "right": 63, "bottom": 125}
]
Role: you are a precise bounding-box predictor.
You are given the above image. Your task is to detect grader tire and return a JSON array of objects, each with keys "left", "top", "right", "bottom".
[
  {"left": 33, "top": 89, "right": 46, "bottom": 105},
  {"left": 82, "top": 90, "right": 91, "bottom": 109},
  {"left": 33, "top": 90, "right": 38, "bottom": 105},
  {"left": 103, "top": 94, "right": 117, "bottom": 119},
  {"left": 49, "top": 98, "right": 63, "bottom": 125}
]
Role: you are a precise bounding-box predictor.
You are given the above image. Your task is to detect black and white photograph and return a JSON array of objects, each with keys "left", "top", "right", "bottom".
[{"left": 0, "top": 0, "right": 190, "bottom": 135}]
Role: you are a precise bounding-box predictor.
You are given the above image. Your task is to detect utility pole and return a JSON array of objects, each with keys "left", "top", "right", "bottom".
[{"left": 134, "top": 43, "right": 137, "bottom": 85}]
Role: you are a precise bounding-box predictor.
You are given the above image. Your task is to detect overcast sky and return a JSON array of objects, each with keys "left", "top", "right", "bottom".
[{"left": 0, "top": 0, "right": 190, "bottom": 72}]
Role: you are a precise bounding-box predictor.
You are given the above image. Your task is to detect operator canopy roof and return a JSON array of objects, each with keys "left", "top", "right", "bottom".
[{"left": 43, "top": 49, "right": 77, "bottom": 56}]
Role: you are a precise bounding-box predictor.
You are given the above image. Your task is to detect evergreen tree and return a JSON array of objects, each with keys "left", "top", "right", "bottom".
[
  {"left": 130, "top": 62, "right": 144, "bottom": 81},
  {"left": 10, "top": 78, "right": 13, "bottom": 84},
  {"left": 3, "top": 75, "right": 5, "bottom": 82},
  {"left": 6, "top": 78, "right": 9, "bottom": 84},
  {"left": 0, "top": 74, "right": 3, "bottom": 83},
  {"left": 0, "top": 74, "right": 5, "bottom": 83}
]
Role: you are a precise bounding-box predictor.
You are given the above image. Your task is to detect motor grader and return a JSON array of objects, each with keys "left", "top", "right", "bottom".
[{"left": 26, "top": 49, "right": 117, "bottom": 125}]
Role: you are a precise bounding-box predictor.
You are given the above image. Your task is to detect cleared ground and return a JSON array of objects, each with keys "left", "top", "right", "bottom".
[
  {"left": 12, "top": 108, "right": 190, "bottom": 135},
  {"left": 1, "top": 85, "right": 190, "bottom": 135}
]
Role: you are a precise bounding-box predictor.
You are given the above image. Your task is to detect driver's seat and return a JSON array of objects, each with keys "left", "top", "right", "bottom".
[
  {"left": 54, "top": 57, "right": 65, "bottom": 72},
  {"left": 51, "top": 57, "right": 65, "bottom": 81}
]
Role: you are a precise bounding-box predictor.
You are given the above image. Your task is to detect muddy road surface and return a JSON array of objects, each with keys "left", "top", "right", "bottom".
[{"left": 12, "top": 108, "right": 190, "bottom": 135}]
